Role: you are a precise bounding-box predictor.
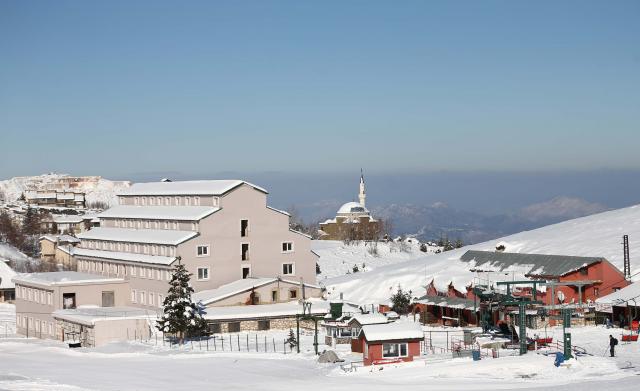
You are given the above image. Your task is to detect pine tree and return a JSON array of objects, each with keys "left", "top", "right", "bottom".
[
  {"left": 286, "top": 328, "right": 297, "bottom": 349},
  {"left": 390, "top": 286, "right": 412, "bottom": 315},
  {"left": 22, "top": 207, "right": 41, "bottom": 236},
  {"left": 156, "top": 260, "right": 208, "bottom": 343}
]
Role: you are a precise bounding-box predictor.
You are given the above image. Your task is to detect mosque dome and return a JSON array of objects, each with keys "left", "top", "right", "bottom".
[{"left": 337, "top": 201, "right": 369, "bottom": 215}]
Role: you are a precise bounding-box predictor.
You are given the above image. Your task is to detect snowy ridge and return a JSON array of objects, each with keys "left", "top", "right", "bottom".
[
  {"left": 324, "top": 204, "right": 640, "bottom": 304},
  {"left": 0, "top": 173, "right": 131, "bottom": 206}
]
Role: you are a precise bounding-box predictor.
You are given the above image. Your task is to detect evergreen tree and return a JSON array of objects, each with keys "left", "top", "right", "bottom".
[
  {"left": 286, "top": 328, "right": 297, "bottom": 349},
  {"left": 454, "top": 239, "right": 464, "bottom": 249},
  {"left": 390, "top": 286, "right": 412, "bottom": 315},
  {"left": 156, "top": 260, "right": 208, "bottom": 343},
  {"left": 22, "top": 207, "right": 41, "bottom": 236}
]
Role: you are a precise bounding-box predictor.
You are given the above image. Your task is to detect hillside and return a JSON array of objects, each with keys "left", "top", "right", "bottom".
[
  {"left": 323, "top": 204, "right": 640, "bottom": 304},
  {"left": 0, "top": 173, "right": 131, "bottom": 207},
  {"left": 313, "top": 239, "right": 441, "bottom": 282}
]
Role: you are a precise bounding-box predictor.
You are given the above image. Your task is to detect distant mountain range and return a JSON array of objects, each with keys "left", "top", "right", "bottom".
[{"left": 371, "top": 196, "right": 608, "bottom": 244}]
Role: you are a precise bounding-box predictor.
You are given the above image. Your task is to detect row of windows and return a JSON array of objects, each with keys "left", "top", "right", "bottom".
[
  {"left": 78, "top": 260, "right": 171, "bottom": 281},
  {"left": 112, "top": 219, "right": 198, "bottom": 232},
  {"left": 123, "top": 196, "right": 220, "bottom": 207},
  {"left": 17, "top": 316, "right": 55, "bottom": 335},
  {"left": 193, "top": 262, "right": 295, "bottom": 282},
  {"left": 81, "top": 240, "right": 177, "bottom": 257},
  {"left": 131, "top": 289, "right": 164, "bottom": 308},
  {"left": 16, "top": 285, "right": 52, "bottom": 305}
]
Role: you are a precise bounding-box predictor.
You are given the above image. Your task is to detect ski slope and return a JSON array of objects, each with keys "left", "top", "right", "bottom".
[{"left": 324, "top": 204, "right": 640, "bottom": 304}]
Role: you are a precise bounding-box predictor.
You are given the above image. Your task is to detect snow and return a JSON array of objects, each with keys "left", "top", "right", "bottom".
[
  {"left": 12, "top": 272, "right": 124, "bottom": 286},
  {"left": 0, "top": 243, "right": 31, "bottom": 265},
  {"left": 53, "top": 306, "right": 159, "bottom": 326},
  {"left": 77, "top": 227, "right": 197, "bottom": 245},
  {"left": 98, "top": 206, "right": 220, "bottom": 221},
  {"left": 73, "top": 248, "right": 176, "bottom": 266},
  {"left": 52, "top": 215, "right": 84, "bottom": 224},
  {"left": 360, "top": 321, "right": 423, "bottom": 341},
  {"left": 203, "top": 298, "right": 330, "bottom": 320},
  {"left": 313, "top": 240, "right": 440, "bottom": 281},
  {"left": 118, "top": 180, "right": 268, "bottom": 196},
  {"left": 0, "top": 261, "right": 16, "bottom": 289},
  {"left": 194, "top": 278, "right": 320, "bottom": 305},
  {"left": 0, "top": 173, "right": 131, "bottom": 206},
  {"left": 324, "top": 205, "right": 640, "bottom": 304},
  {"left": 337, "top": 201, "right": 369, "bottom": 214},
  {"left": 348, "top": 313, "right": 388, "bottom": 326},
  {"left": 596, "top": 282, "right": 640, "bottom": 306}
]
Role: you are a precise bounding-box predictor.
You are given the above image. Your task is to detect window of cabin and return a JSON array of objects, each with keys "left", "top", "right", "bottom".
[
  {"left": 197, "top": 267, "right": 209, "bottom": 280},
  {"left": 241, "top": 243, "right": 249, "bottom": 261},
  {"left": 62, "top": 293, "right": 76, "bottom": 309},
  {"left": 282, "top": 263, "right": 294, "bottom": 276},
  {"left": 258, "top": 320, "right": 270, "bottom": 331},
  {"left": 208, "top": 323, "right": 221, "bottom": 334},
  {"left": 289, "top": 289, "right": 298, "bottom": 299},
  {"left": 227, "top": 322, "right": 240, "bottom": 333},
  {"left": 382, "top": 342, "right": 408, "bottom": 358},
  {"left": 241, "top": 220, "right": 249, "bottom": 237},
  {"left": 271, "top": 290, "right": 278, "bottom": 302},
  {"left": 102, "top": 291, "right": 115, "bottom": 307},
  {"left": 197, "top": 245, "right": 210, "bottom": 257},
  {"left": 282, "top": 242, "right": 293, "bottom": 253}
]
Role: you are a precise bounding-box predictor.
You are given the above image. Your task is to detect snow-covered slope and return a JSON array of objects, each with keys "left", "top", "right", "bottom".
[
  {"left": 313, "top": 240, "right": 440, "bottom": 281},
  {"left": 0, "top": 173, "right": 131, "bottom": 206},
  {"left": 0, "top": 243, "right": 30, "bottom": 265},
  {"left": 324, "top": 204, "right": 640, "bottom": 304}
]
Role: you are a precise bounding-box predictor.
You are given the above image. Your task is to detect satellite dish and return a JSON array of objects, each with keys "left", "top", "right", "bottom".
[{"left": 557, "top": 291, "right": 565, "bottom": 303}]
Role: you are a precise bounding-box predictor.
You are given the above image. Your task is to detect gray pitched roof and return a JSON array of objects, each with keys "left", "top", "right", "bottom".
[{"left": 460, "top": 250, "right": 605, "bottom": 278}]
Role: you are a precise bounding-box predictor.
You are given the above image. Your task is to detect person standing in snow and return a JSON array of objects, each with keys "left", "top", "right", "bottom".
[{"left": 609, "top": 335, "right": 618, "bottom": 357}]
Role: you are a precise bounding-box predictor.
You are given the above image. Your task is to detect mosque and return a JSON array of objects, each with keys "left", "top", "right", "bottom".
[{"left": 318, "top": 171, "right": 382, "bottom": 241}]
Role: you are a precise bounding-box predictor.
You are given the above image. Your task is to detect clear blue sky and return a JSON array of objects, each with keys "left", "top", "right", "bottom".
[{"left": 1, "top": 0, "right": 638, "bottom": 179}]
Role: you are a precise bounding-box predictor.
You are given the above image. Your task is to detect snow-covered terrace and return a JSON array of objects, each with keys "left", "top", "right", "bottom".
[
  {"left": 194, "top": 277, "right": 321, "bottom": 306},
  {"left": 77, "top": 227, "right": 197, "bottom": 245},
  {"left": 73, "top": 247, "right": 176, "bottom": 266},
  {"left": 202, "top": 298, "right": 330, "bottom": 321},
  {"left": 53, "top": 306, "right": 159, "bottom": 326},
  {"left": 596, "top": 282, "right": 640, "bottom": 306},
  {"left": 12, "top": 271, "right": 124, "bottom": 287},
  {"left": 98, "top": 205, "right": 220, "bottom": 221}
]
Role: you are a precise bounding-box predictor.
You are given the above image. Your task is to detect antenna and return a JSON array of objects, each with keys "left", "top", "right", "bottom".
[{"left": 623, "top": 235, "right": 630, "bottom": 279}]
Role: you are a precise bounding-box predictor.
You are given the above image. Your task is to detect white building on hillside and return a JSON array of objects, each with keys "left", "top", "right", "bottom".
[{"left": 73, "top": 180, "right": 319, "bottom": 311}]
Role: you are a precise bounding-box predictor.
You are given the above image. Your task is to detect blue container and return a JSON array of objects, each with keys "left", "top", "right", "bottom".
[
  {"left": 554, "top": 352, "right": 565, "bottom": 367},
  {"left": 472, "top": 350, "right": 481, "bottom": 361}
]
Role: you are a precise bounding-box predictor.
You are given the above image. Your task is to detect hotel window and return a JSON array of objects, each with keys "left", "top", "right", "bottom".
[
  {"left": 164, "top": 221, "right": 169, "bottom": 229},
  {"left": 213, "top": 197, "right": 219, "bottom": 207},
  {"left": 114, "top": 220, "right": 119, "bottom": 228},
  {"left": 158, "top": 294, "right": 164, "bottom": 307},
  {"left": 125, "top": 243, "right": 130, "bottom": 251},
  {"left": 165, "top": 270, "right": 171, "bottom": 281},
  {"left": 157, "top": 197, "right": 162, "bottom": 205},
  {"left": 197, "top": 245, "right": 210, "bottom": 257},
  {"left": 131, "top": 289, "right": 137, "bottom": 303},
  {"left": 149, "top": 197, "right": 154, "bottom": 205},
  {"left": 197, "top": 267, "right": 210, "bottom": 280},
  {"left": 241, "top": 243, "right": 249, "bottom": 261},
  {"left": 382, "top": 343, "right": 408, "bottom": 358},
  {"left": 47, "top": 292, "right": 52, "bottom": 305},
  {"left": 185, "top": 197, "right": 191, "bottom": 206},
  {"left": 282, "top": 242, "right": 293, "bottom": 253},
  {"left": 173, "top": 222, "right": 178, "bottom": 230},
  {"left": 191, "top": 222, "right": 196, "bottom": 231},
  {"left": 154, "top": 221, "right": 159, "bottom": 229},
  {"left": 148, "top": 293, "right": 154, "bottom": 307},
  {"left": 117, "top": 243, "right": 122, "bottom": 251},
  {"left": 139, "top": 291, "right": 146, "bottom": 305},
  {"left": 242, "top": 266, "right": 251, "bottom": 279},
  {"left": 134, "top": 197, "right": 139, "bottom": 205},
  {"left": 156, "top": 269, "right": 162, "bottom": 280},
  {"left": 175, "top": 197, "right": 180, "bottom": 206},
  {"left": 289, "top": 289, "right": 298, "bottom": 299},
  {"left": 48, "top": 322, "right": 53, "bottom": 335},
  {"left": 141, "top": 197, "right": 146, "bottom": 206},
  {"left": 240, "top": 220, "right": 249, "bottom": 237},
  {"left": 148, "top": 268, "right": 154, "bottom": 279},
  {"left": 139, "top": 266, "right": 145, "bottom": 277},
  {"left": 145, "top": 221, "right": 150, "bottom": 228},
  {"left": 194, "top": 196, "right": 200, "bottom": 206},
  {"left": 165, "top": 197, "right": 170, "bottom": 206},
  {"left": 282, "top": 263, "right": 294, "bottom": 276},
  {"left": 129, "top": 220, "right": 134, "bottom": 228},
  {"left": 130, "top": 266, "right": 136, "bottom": 276},
  {"left": 137, "top": 221, "right": 142, "bottom": 229}
]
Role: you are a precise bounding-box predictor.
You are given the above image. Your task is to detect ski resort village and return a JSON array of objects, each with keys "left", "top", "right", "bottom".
[{"left": 0, "top": 173, "right": 638, "bottom": 390}]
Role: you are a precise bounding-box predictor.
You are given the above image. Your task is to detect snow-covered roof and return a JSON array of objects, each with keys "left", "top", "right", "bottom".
[
  {"left": 596, "top": 282, "right": 640, "bottom": 306},
  {"left": 118, "top": 180, "right": 268, "bottom": 196},
  {"left": 13, "top": 272, "right": 125, "bottom": 287},
  {"left": 0, "top": 261, "right": 16, "bottom": 290},
  {"left": 194, "top": 277, "right": 321, "bottom": 306},
  {"left": 73, "top": 247, "right": 176, "bottom": 266},
  {"left": 39, "top": 234, "right": 80, "bottom": 244},
  {"left": 98, "top": 206, "right": 220, "bottom": 221},
  {"left": 415, "top": 295, "right": 477, "bottom": 311},
  {"left": 266, "top": 206, "right": 290, "bottom": 216},
  {"left": 359, "top": 321, "right": 423, "bottom": 342},
  {"left": 53, "top": 306, "right": 159, "bottom": 326},
  {"left": 461, "top": 250, "right": 605, "bottom": 278},
  {"left": 337, "top": 202, "right": 369, "bottom": 215},
  {"left": 52, "top": 215, "right": 84, "bottom": 224},
  {"left": 347, "top": 313, "right": 389, "bottom": 326},
  {"left": 203, "top": 299, "right": 329, "bottom": 321},
  {"left": 77, "top": 227, "right": 197, "bottom": 245}
]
